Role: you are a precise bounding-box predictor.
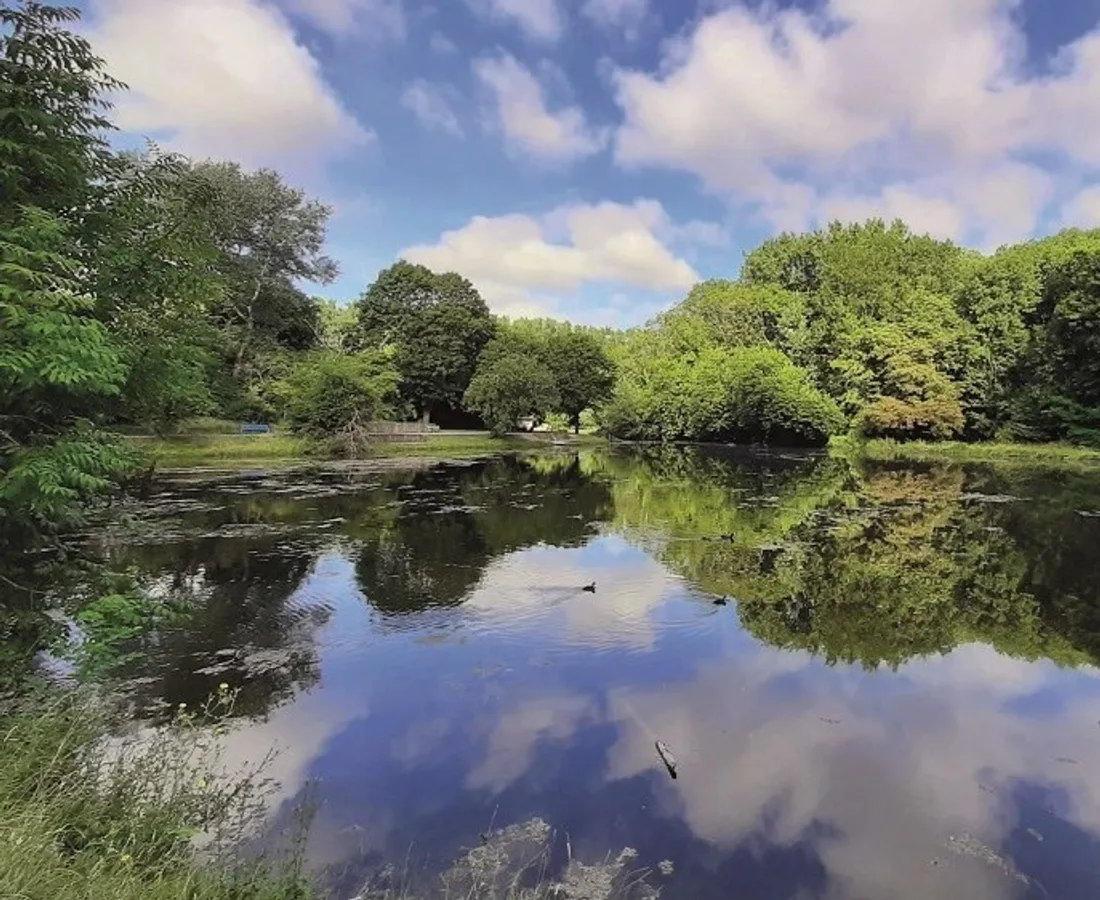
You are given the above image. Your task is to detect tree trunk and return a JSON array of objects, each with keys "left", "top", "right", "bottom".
[{"left": 420, "top": 408, "right": 431, "bottom": 427}]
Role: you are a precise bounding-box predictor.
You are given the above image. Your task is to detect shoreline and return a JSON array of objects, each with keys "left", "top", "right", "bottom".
[
  {"left": 136, "top": 432, "right": 605, "bottom": 470},
  {"left": 131, "top": 430, "right": 1100, "bottom": 473},
  {"left": 832, "top": 436, "right": 1100, "bottom": 470}
]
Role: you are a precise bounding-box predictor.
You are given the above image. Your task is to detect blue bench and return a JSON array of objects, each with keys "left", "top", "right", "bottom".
[{"left": 239, "top": 423, "right": 272, "bottom": 434}]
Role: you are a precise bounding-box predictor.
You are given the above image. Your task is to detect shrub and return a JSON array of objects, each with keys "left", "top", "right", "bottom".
[
  {"left": 600, "top": 347, "right": 843, "bottom": 447},
  {"left": 279, "top": 351, "right": 399, "bottom": 439}
]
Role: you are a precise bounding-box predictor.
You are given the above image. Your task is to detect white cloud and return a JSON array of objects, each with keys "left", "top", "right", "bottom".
[
  {"left": 278, "top": 0, "right": 404, "bottom": 39},
  {"left": 582, "top": 0, "right": 648, "bottom": 36},
  {"left": 401, "top": 199, "right": 699, "bottom": 318},
  {"left": 475, "top": 53, "right": 607, "bottom": 164},
  {"left": 401, "top": 80, "right": 463, "bottom": 137},
  {"left": 611, "top": 1, "right": 1100, "bottom": 245},
  {"left": 661, "top": 217, "right": 731, "bottom": 248},
  {"left": 87, "top": 0, "right": 370, "bottom": 170},
  {"left": 429, "top": 31, "right": 458, "bottom": 54},
  {"left": 1061, "top": 185, "right": 1100, "bottom": 229},
  {"left": 468, "top": 0, "right": 564, "bottom": 42}
]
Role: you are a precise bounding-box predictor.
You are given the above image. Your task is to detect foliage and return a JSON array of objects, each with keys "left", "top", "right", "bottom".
[
  {"left": 0, "top": 686, "right": 316, "bottom": 899},
  {"left": 494, "top": 319, "right": 616, "bottom": 431},
  {"left": 601, "top": 335, "right": 843, "bottom": 446},
  {"left": 315, "top": 297, "right": 357, "bottom": 350},
  {"left": 0, "top": 1, "right": 122, "bottom": 227},
  {"left": 187, "top": 160, "right": 334, "bottom": 420},
  {"left": 734, "top": 219, "right": 1100, "bottom": 445},
  {"left": 658, "top": 280, "right": 808, "bottom": 357},
  {"left": 280, "top": 350, "right": 400, "bottom": 440},
  {"left": 0, "top": 207, "right": 132, "bottom": 552},
  {"left": 352, "top": 261, "right": 494, "bottom": 421},
  {"left": 464, "top": 348, "right": 560, "bottom": 436}
]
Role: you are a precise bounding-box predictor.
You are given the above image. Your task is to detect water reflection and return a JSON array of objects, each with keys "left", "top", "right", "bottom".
[{"left": 73, "top": 449, "right": 1100, "bottom": 897}]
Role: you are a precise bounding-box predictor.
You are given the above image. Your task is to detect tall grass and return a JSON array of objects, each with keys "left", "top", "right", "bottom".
[{"left": 0, "top": 684, "right": 316, "bottom": 900}]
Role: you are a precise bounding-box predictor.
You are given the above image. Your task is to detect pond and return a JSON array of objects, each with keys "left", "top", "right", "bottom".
[{"left": 76, "top": 447, "right": 1100, "bottom": 898}]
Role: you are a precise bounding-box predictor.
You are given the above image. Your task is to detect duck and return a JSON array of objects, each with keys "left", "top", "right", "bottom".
[
  {"left": 713, "top": 596, "right": 729, "bottom": 607},
  {"left": 582, "top": 582, "right": 596, "bottom": 593}
]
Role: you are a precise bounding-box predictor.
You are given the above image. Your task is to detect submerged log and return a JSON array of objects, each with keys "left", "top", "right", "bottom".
[{"left": 655, "top": 740, "right": 677, "bottom": 779}]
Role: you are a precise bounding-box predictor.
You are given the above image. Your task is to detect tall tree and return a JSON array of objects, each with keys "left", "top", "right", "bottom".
[
  {"left": 0, "top": 0, "right": 133, "bottom": 553},
  {"left": 464, "top": 351, "right": 559, "bottom": 436},
  {"left": 543, "top": 330, "right": 614, "bottom": 433},
  {"left": 191, "top": 161, "right": 336, "bottom": 376},
  {"left": 352, "top": 261, "right": 494, "bottom": 423}
]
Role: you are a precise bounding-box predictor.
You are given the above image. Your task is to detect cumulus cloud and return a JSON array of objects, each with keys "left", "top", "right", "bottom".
[
  {"left": 467, "top": 0, "right": 564, "bottom": 42},
  {"left": 278, "top": 0, "right": 404, "bottom": 38},
  {"left": 600, "top": 642, "right": 1100, "bottom": 898},
  {"left": 401, "top": 199, "right": 699, "bottom": 317},
  {"left": 401, "top": 80, "right": 463, "bottom": 137},
  {"left": 474, "top": 53, "right": 607, "bottom": 164},
  {"left": 611, "top": 0, "right": 1100, "bottom": 245},
  {"left": 86, "top": 0, "right": 370, "bottom": 170}
]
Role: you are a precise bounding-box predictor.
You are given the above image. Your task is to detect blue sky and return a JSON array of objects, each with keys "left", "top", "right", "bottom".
[{"left": 79, "top": 0, "right": 1100, "bottom": 325}]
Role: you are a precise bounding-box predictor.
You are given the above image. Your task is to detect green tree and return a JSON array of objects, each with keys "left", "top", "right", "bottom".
[
  {"left": 660, "top": 280, "right": 808, "bottom": 357},
  {"left": 486, "top": 319, "right": 615, "bottom": 432},
  {"left": 352, "top": 261, "right": 494, "bottom": 423},
  {"left": 544, "top": 330, "right": 615, "bottom": 433},
  {"left": 190, "top": 161, "right": 334, "bottom": 379},
  {"left": 1011, "top": 245, "right": 1100, "bottom": 444},
  {"left": 280, "top": 350, "right": 400, "bottom": 439},
  {"left": 0, "top": 2, "right": 136, "bottom": 553},
  {"left": 315, "top": 298, "right": 357, "bottom": 350},
  {"left": 0, "top": 1, "right": 122, "bottom": 228},
  {"left": 0, "top": 209, "right": 132, "bottom": 550},
  {"left": 90, "top": 150, "right": 226, "bottom": 432},
  {"left": 464, "top": 350, "right": 559, "bottom": 436}
]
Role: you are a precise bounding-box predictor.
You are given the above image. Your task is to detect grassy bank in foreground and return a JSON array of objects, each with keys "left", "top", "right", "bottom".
[
  {"left": 136, "top": 433, "right": 602, "bottom": 468},
  {"left": 832, "top": 436, "right": 1100, "bottom": 469},
  {"left": 0, "top": 688, "right": 313, "bottom": 900},
  {"left": 0, "top": 688, "right": 653, "bottom": 900}
]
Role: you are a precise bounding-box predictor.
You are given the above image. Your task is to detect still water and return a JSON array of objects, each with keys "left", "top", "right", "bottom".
[{"left": 87, "top": 447, "right": 1100, "bottom": 899}]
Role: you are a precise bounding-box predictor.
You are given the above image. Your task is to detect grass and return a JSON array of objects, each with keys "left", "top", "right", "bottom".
[
  {"left": 133, "top": 433, "right": 604, "bottom": 469},
  {"left": 135, "top": 434, "right": 312, "bottom": 467},
  {"left": 0, "top": 684, "right": 315, "bottom": 900},
  {"left": 831, "top": 435, "right": 1100, "bottom": 470},
  {"left": 0, "top": 685, "right": 661, "bottom": 900}
]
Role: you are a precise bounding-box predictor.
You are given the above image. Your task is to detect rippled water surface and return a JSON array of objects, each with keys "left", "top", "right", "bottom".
[{"left": 88, "top": 448, "right": 1100, "bottom": 899}]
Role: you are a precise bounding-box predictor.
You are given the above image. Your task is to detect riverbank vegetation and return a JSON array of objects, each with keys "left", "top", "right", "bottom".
[
  {"left": 141, "top": 432, "right": 566, "bottom": 468},
  {"left": 0, "top": 686, "right": 313, "bottom": 900},
  {"left": 833, "top": 436, "right": 1100, "bottom": 470}
]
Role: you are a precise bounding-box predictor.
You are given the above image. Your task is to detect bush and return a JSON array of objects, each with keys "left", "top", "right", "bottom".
[
  {"left": 600, "top": 347, "right": 843, "bottom": 447},
  {"left": 279, "top": 351, "right": 399, "bottom": 439}
]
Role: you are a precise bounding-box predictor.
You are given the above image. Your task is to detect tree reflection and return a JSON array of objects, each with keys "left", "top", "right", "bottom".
[
  {"left": 353, "top": 455, "right": 613, "bottom": 616},
  {"left": 615, "top": 449, "right": 1100, "bottom": 669},
  {"left": 107, "top": 534, "right": 330, "bottom": 720}
]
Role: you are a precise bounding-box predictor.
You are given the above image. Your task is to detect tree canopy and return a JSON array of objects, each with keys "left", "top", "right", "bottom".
[{"left": 351, "top": 261, "right": 494, "bottom": 422}]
